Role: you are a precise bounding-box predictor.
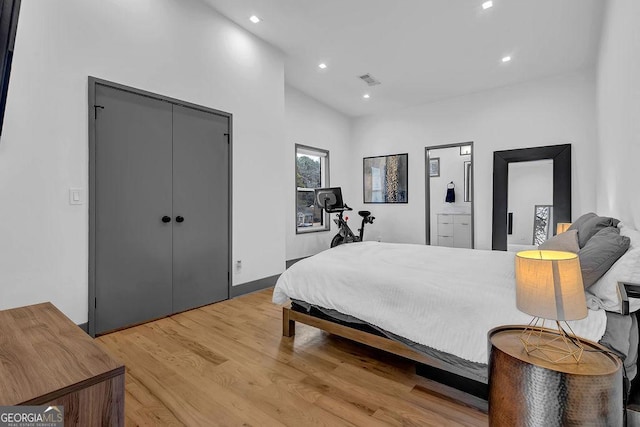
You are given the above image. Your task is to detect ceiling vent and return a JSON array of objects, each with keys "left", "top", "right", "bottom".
[{"left": 358, "top": 73, "right": 381, "bottom": 86}]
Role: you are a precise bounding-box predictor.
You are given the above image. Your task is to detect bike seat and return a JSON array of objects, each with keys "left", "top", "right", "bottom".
[{"left": 358, "top": 210, "right": 371, "bottom": 218}]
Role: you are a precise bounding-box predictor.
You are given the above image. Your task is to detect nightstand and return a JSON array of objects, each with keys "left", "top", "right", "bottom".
[{"left": 488, "top": 325, "right": 623, "bottom": 426}]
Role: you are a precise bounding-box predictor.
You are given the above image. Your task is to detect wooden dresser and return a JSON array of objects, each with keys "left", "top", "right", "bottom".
[{"left": 0, "top": 302, "right": 124, "bottom": 426}]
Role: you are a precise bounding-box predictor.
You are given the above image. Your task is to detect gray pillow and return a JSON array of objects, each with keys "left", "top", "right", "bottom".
[
  {"left": 568, "top": 212, "right": 597, "bottom": 233},
  {"left": 569, "top": 213, "right": 620, "bottom": 248},
  {"left": 578, "top": 227, "right": 630, "bottom": 288},
  {"left": 539, "top": 229, "right": 579, "bottom": 253}
]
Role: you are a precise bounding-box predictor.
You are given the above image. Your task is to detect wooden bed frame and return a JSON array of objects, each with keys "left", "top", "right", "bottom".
[
  {"left": 283, "top": 306, "right": 445, "bottom": 368},
  {"left": 283, "top": 306, "right": 487, "bottom": 398},
  {"left": 283, "top": 305, "right": 640, "bottom": 417}
]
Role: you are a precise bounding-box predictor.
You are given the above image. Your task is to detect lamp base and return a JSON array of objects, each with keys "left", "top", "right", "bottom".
[{"left": 520, "top": 318, "right": 584, "bottom": 363}]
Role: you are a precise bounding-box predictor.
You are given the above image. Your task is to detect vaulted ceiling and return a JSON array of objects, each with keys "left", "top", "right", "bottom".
[{"left": 203, "top": 0, "right": 605, "bottom": 117}]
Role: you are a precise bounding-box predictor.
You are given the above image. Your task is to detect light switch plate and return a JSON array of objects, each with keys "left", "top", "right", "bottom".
[{"left": 69, "top": 188, "right": 84, "bottom": 205}]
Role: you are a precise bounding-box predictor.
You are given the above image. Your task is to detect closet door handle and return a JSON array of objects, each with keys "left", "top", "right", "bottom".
[
  {"left": 175, "top": 216, "right": 185, "bottom": 223},
  {"left": 161, "top": 216, "right": 172, "bottom": 223}
]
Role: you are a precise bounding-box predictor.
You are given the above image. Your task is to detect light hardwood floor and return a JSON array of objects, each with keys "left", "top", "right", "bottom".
[{"left": 97, "top": 288, "right": 488, "bottom": 426}]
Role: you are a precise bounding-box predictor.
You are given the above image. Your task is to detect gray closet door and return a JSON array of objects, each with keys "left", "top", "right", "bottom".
[
  {"left": 172, "top": 105, "right": 229, "bottom": 312},
  {"left": 95, "top": 85, "right": 174, "bottom": 334}
]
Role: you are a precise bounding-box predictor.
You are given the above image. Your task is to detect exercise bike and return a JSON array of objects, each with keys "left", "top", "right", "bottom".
[{"left": 314, "top": 187, "right": 375, "bottom": 248}]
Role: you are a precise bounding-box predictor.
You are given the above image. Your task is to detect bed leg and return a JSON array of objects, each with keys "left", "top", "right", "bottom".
[{"left": 283, "top": 307, "right": 295, "bottom": 337}]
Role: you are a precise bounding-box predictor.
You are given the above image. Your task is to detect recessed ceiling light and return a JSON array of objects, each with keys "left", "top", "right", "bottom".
[
  {"left": 318, "top": 63, "right": 327, "bottom": 69},
  {"left": 363, "top": 94, "right": 370, "bottom": 99},
  {"left": 482, "top": 1, "right": 493, "bottom": 10},
  {"left": 249, "top": 15, "right": 261, "bottom": 24},
  {"left": 502, "top": 56, "right": 512, "bottom": 63}
]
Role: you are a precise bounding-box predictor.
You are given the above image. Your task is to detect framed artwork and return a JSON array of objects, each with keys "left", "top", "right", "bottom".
[
  {"left": 533, "top": 205, "right": 554, "bottom": 245},
  {"left": 429, "top": 157, "right": 440, "bottom": 177},
  {"left": 363, "top": 153, "right": 408, "bottom": 203},
  {"left": 460, "top": 145, "right": 472, "bottom": 155},
  {"left": 464, "top": 161, "right": 472, "bottom": 202}
]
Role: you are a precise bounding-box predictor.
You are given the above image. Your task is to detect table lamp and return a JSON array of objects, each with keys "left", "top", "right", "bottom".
[
  {"left": 515, "top": 250, "right": 587, "bottom": 363},
  {"left": 556, "top": 222, "right": 572, "bottom": 234}
]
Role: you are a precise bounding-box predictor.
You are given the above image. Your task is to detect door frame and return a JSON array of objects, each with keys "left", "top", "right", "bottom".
[
  {"left": 88, "top": 77, "right": 233, "bottom": 337},
  {"left": 424, "top": 142, "right": 474, "bottom": 247}
]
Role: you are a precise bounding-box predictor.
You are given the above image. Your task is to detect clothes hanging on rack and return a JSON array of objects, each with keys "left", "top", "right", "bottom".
[{"left": 445, "top": 182, "right": 455, "bottom": 203}]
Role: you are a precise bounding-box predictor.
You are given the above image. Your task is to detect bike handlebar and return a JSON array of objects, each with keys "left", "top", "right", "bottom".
[{"left": 327, "top": 204, "right": 352, "bottom": 213}]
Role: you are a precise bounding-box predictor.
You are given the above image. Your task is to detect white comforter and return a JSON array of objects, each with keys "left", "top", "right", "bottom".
[{"left": 273, "top": 242, "right": 608, "bottom": 364}]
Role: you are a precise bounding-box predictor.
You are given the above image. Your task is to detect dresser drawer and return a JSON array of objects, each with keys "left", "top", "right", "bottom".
[
  {"left": 438, "top": 214, "right": 453, "bottom": 222},
  {"left": 438, "top": 222, "right": 454, "bottom": 235},
  {"left": 438, "top": 235, "right": 454, "bottom": 247},
  {"left": 454, "top": 214, "right": 471, "bottom": 226},
  {"left": 454, "top": 227, "right": 471, "bottom": 248},
  {"left": 454, "top": 222, "right": 470, "bottom": 235}
]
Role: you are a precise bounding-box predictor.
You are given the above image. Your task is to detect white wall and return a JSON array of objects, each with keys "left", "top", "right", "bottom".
[
  {"left": 285, "top": 85, "right": 351, "bottom": 259},
  {"left": 0, "top": 0, "right": 286, "bottom": 323},
  {"left": 596, "top": 0, "right": 640, "bottom": 229},
  {"left": 351, "top": 71, "right": 598, "bottom": 249}
]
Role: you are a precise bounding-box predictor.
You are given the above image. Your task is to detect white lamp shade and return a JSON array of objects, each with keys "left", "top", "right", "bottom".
[
  {"left": 515, "top": 250, "right": 587, "bottom": 321},
  {"left": 557, "top": 222, "right": 572, "bottom": 234}
]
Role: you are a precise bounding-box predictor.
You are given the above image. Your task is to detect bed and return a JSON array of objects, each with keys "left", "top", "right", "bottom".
[{"left": 273, "top": 220, "right": 640, "bottom": 405}]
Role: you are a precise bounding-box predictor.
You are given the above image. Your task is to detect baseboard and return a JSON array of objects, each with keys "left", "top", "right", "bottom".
[
  {"left": 230, "top": 256, "right": 310, "bottom": 298},
  {"left": 231, "top": 274, "right": 280, "bottom": 298},
  {"left": 286, "top": 257, "right": 307, "bottom": 269}
]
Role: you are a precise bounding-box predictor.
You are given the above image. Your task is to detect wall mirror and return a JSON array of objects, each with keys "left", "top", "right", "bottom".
[
  {"left": 492, "top": 144, "right": 571, "bottom": 251},
  {"left": 507, "top": 159, "right": 553, "bottom": 250},
  {"left": 463, "top": 161, "right": 472, "bottom": 202},
  {"left": 425, "top": 142, "right": 474, "bottom": 248}
]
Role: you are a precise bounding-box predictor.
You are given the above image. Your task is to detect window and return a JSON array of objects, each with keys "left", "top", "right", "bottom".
[{"left": 295, "top": 144, "right": 329, "bottom": 233}]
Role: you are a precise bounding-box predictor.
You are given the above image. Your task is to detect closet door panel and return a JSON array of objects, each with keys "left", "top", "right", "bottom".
[
  {"left": 172, "top": 105, "right": 229, "bottom": 312},
  {"left": 94, "top": 85, "right": 174, "bottom": 334}
]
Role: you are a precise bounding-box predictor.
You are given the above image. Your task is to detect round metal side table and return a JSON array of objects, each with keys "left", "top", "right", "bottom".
[{"left": 488, "top": 325, "right": 623, "bottom": 426}]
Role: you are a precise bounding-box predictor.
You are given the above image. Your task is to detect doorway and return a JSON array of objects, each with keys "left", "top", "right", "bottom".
[
  {"left": 88, "top": 78, "right": 232, "bottom": 336},
  {"left": 425, "top": 142, "right": 474, "bottom": 248}
]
